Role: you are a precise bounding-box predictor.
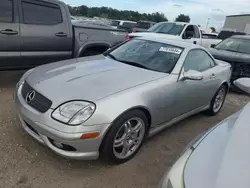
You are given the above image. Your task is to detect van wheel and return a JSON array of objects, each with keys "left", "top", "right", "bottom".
[
  {"left": 100, "top": 110, "right": 148, "bottom": 164},
  {"left": 207, "top": 85, "right": 227, "bottom": 115}
]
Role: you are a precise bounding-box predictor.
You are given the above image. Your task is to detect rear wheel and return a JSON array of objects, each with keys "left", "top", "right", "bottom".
[
  {"left": 100, "top": 110, "right": 148, "bottom": 164},
  {"left": 207, "top": 85, "right": 227, "bottom": 115}
]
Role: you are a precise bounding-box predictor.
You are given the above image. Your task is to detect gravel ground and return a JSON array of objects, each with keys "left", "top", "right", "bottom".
[{"left": 0, "top": 71, "right": 249, "bottom": 188}]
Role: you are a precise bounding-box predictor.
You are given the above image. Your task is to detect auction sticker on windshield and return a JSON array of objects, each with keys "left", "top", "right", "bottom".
[{"left": 159, "top": 47, "right": 182, "bottom": 54}]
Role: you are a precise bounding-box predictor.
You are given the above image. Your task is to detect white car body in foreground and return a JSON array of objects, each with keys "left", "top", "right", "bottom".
[
  {"left": 129, "top": 22, "right": 221, "bottom": 49},
  {"left": 157, "top": 78, "right": 250, "bottom": 188}
]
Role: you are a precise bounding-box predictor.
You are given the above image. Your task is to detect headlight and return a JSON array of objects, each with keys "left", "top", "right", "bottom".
[
  {"left": 157, "top": 149, "right": 193, "bottom": 188},
  {"left": 51, "top": 101, "right": 96, "bottom": 125}
]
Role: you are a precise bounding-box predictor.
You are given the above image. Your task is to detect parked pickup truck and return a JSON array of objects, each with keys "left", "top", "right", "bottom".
[
  {"left": 0, "top": 0, "right": 127, "bottom": 70},
  {"left": 128, "top": 22, "right": 221, "bottom": 49}
]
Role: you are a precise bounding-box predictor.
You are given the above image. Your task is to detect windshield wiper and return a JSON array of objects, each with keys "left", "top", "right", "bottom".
[
  {"left": 119, "top": 60, "right": 151, "bottom": 70},
  {"left": 106, "top": 54, "right": 117, "bottom": 60}
]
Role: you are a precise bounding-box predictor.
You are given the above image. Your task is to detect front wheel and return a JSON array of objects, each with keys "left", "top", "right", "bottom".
[
  {"left": 207, "top": 85, "right": 227, "bottom": 115},
  {"left": 100, "top": 110, "right": 148, "bottom": 164}
]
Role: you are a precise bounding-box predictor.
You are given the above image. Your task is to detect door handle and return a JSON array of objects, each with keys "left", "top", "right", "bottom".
[
  {"left": 193, "top": 41, "right": 197, "bottom": 44},
  {"left": 0, "top": 29, "right": 18, "bottom": 35},
  {"left": 55, "top": 32, "right": 67, "bottom": 37},
  {"left": 210, "top": 73, "right": 216, "bottom": 79}
]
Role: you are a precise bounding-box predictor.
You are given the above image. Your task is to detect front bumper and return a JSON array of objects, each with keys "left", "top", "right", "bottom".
[{"left": 14, "top": 84, "right": 111, "bottom": 160}]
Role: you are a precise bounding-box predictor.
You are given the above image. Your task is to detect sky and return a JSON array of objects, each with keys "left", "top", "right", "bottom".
[{"left": 65, "top": 0, "right": 250, "bottom": 30}]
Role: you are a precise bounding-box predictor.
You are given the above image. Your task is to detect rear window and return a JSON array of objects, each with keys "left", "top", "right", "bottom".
[
  {"left": 0, "top": 0, "right": 13, "bottom": 22},
  {"left": 136, "top": 22, "right": 152, "bottom": 29},
  {"left": 111, "top": 21, "right": 120, "bottom": 26},
  {"left": 121, "top": 22, "right": 136, "bottom": 28},
  {"left": 202, "top": 34, "right": 218, "bottom": 39},
  {"left": 22, "top": 0, "right": 62, "bottom": 25}
]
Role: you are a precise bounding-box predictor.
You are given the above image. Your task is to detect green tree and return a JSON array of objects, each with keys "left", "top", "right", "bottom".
[
  {"left": 78, "top": 5, "right": 88, "bottom": 16},
  {"left": 150, "top": 12, "right": 168, "bottom": 22},
  {"left": 67, "top": 5, "right": 76, "bottom": 16},
  {"left": 210, "top": 27, "right": 216, "bottom": 32},
  {"left": 71, "top": 4, "right": 168, "bottom": 22},
  {"left": 175, "top": 14, "right": 190, "bottom": 23}
]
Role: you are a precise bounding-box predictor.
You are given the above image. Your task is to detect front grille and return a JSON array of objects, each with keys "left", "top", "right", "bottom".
[
  {"left": 21, "top": 82, "right": 52, "bottom": 113},
  {"left": 233, "top": 63, "right": 250, "bottom": 77},
  {"left": 226, "top": 61, "right": 250, "bottom": 82}
]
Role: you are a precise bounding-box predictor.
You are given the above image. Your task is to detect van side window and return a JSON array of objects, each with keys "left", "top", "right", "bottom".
[
  {"left": 0, "top": 0, "right": 13, "bottom": 22},
  {"left": 22, "top": 0, "right": 62, "bottom": 25}
]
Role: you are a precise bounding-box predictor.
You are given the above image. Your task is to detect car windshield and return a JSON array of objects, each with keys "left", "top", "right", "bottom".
[
  {"left": 111, "top": 21, "right": 120, "bottom": 26},
  {"left": 106, "top": 39, "right": 183, "bottom": 73},
  {"left": 215, "top": 38, "right": 250, "bottom": 54},
  {"left": 148, "top": 22, "right": 185, "bottom": 35},
  {"left": 136, "top": 21, "right": 152, "bottom": 29}
]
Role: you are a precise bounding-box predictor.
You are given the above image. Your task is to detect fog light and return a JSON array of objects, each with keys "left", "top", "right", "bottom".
[
  {"left": 53, "top": 141, "right": 63, "bottom": 149},
  {"left": 80, "top": 132, "right": 100, "bottom": 139}
]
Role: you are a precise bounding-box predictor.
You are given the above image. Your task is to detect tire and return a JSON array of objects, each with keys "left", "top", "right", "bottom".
[
  {"left": 207, "top": 85, "right": 227, "bottom": 116},
  {"left": 100, "top": 110, "right": 149, "bottom": 164}
]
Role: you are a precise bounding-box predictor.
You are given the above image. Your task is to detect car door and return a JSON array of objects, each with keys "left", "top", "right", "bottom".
[
  {"left": 174, "top": 49, "right": 219, "bottom": 117},
  {"left": 0, "top": 0, "right": 21, "bottom": 69},
  {"left": 182, "top": 25, "right": 201, "bottom": 45},
  {"left": 19, "top": 0, "right": 73, "bottom": 67}
]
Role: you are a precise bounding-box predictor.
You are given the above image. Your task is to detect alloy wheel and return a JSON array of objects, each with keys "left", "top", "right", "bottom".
[
  {"left": 113, "top": 117, "right": 145, "bottom": 159},
  {"left": 213, "top": 87, "right": 226, "bottom": 113}
]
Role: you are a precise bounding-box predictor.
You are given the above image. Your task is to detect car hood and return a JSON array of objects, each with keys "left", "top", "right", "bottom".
[
  {"left": 209, "top": 48, "right": 250, "bottom": 63},
  {"left": 184, "top": 102, "right": 250, "bottom": 188},
  {"left": 129, "top": 32, "right": 180, "bottom": 40},
  {"left": 26, "top": 55, "right": 166, "bottom": 108}
]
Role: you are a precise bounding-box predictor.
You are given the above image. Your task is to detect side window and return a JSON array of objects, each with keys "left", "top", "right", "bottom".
[
  {"left": 193, "top": 25, "right": 200, "bottom": 38},
  {"left": 184, "top": 50, "right": 213, "bottom": 72},
  {"left": 183, "top": 25, "right": 195, "bottom": 39},
  {"left": 22, "top": 0, "right": 62, "bottom": 25},
  {"left": 209, "top": 57, "right": 216, "bottom": 67},
  {"left": 0, "top": 0, "right": 13, "bottom": 22}
]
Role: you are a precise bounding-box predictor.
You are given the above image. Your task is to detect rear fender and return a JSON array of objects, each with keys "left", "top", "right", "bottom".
[{"left": 76, "top": 42, "right": 111, "bottom": 57}]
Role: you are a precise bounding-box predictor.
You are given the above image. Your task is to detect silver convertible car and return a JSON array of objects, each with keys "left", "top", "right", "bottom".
[
  {"left": 14, "top": 37, "right": 231, "bottom": 163},
  {"left": 157, "top": 78, "right": 250, "bottom": 188}
]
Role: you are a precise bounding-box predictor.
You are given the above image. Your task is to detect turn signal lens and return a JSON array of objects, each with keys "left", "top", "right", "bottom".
[
  {"left": 80, "top": 132, "right": 100, "bottom": 139},
  {"left": 125, "top": 34, "right": 130, "bottom": 41}
]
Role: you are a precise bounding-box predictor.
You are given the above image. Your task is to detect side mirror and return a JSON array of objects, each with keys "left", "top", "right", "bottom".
[
  {"left": 183, "top": 70, "right": 203, "bottom": 81},
  {"left": 210, "top": 44, "right": 216, "bottom": 48},
  {"left": 234, "top": 78, "right": 250, "bottom": 94}
]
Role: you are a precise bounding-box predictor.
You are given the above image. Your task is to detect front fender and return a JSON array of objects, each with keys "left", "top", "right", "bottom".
[{"left": 82, "top": 93, "right": 151, "bottom": 126}]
